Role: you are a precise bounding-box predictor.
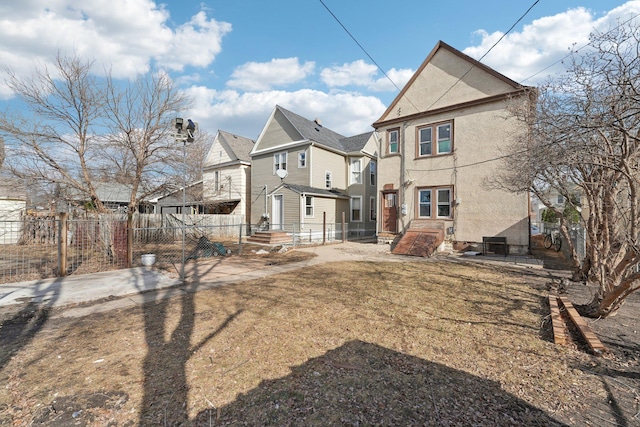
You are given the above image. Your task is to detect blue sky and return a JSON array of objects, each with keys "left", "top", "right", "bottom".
[{"left": 1, "top": 0, "right": 639, "bottom": 140}]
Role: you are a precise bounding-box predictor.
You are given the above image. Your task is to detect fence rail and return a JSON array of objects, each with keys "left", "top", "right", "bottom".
[{"left": 0, "top": 214, "right": 374, "bottom": 284}]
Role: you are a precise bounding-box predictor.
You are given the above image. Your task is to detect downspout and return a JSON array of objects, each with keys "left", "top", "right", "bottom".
[
  {"left": 400, "top": 121, "right": 407, "bottom": 232},
  {"left": 264, "top": 185, "right": 268, "bottom": 216}
]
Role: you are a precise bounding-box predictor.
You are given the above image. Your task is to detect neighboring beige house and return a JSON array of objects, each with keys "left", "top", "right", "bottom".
[
  {"left": 249, "top": 105, "right": 377, "bottom": 238},
  {"left": 373, "top": 41, "right": 531, "bottom": 254},
  {"left": 0, "top": 180, "right": 26, "bottom": 244},
  {"left": 202, "top": 130, "right": 254, "bottom": 219}
]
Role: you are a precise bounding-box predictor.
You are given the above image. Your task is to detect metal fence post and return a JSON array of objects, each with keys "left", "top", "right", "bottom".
[
  {"left": 342, "top": 211, "right": 346, "bottom": 243},
  {"left": 323, "top": 212, "right": 326, "bottom": 245},
  {"left": 238, "top": 223, "right": 243, "bottom": 255},
  {"left": 58, "top": 212, "right": 68, "bottom": 276},
  {"left": 127, "top": 212, "right": 133, "bottom": 268}
]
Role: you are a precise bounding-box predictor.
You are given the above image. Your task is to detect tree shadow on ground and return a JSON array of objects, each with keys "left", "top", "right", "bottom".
[
  {"left": 0, "top": 278, "right": 63, "bottom": 372},
  {"left": 135, "top": 264, "right": 242, "bottom": 426},
  {"left": 194, "top": 340, "right": 568, "bottom": 426}
]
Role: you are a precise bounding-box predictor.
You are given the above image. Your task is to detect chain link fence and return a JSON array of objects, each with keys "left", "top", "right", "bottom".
[{"left": 0, "top": 214, "right": 375, "bottom": 284}]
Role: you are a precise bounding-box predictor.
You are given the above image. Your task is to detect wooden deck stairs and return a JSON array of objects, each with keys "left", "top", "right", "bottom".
[
  {"left": 246, "top": 230, "right": 292, "bottom": 245},
  {"left": 391, "top": 220, "right": 445, "bottom": 257}
]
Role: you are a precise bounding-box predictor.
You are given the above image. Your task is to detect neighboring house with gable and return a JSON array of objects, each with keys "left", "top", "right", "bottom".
[
  {"left": 373, "top": 41, "right": 532, "bottom": 255},
  {"left": 249, "top": 105, "right": 377, "bottom": 240},
  {"left": 202, "top": 130, "right": 254, "bottom": 219},
  {"left": 0, "top": 180, "right": 26, "bottom": 244}
]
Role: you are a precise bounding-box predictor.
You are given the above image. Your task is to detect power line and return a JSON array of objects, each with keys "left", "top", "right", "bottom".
[
  {"left": 424, "top": 0, "right": 540, "bottom": 112},
  {"left": 318, "top": 0, "right": 402, "bottom": 93}
]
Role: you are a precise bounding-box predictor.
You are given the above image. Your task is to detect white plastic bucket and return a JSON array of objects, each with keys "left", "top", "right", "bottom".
[{"left": 141, "top": 254, "right": 156, "bottom": 266}]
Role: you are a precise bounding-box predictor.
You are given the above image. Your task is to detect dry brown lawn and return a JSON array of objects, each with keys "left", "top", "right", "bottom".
[{"left": 0, "top": 256, "right": 636, "bottom": 426}]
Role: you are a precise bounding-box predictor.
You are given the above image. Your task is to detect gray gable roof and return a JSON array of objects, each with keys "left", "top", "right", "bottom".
[
  {"left": 340, "top": 131, "right": 373, "bottom": 153},
  {"left": 217, "top": 130, "right": 254, "bottom": 162},
  {"left": 276, "top": 106, "right": 347, "bottom": 152},
  {"left": 259, "top": 106, "right": 374, "bottom": 155}
]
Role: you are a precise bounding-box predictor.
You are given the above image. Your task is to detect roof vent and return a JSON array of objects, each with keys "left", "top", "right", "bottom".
[{"left": 314, "top": 118, "right": 322, "bottom": 127}]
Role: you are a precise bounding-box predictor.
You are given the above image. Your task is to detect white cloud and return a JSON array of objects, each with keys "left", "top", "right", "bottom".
[
  {"left": 226, "top": 58, "right": 316, "bottom": 92},
  {"left": 185, "top": 86, "right": 386, "bottom": 138},
  {"left": 0, "top": 0, "right": 230, "bottom": 97},
  {"left": 320, "top": 60, "right": 414, "bottom": 94},
  {"left": 369, "top": 68, "right": 415, "bottom": 92},
  {"left": 463, "top": 2, "right": 640, "bottom": 84},
  {"left": 320, "top": 60, "right": 377, "bottom": 87}
]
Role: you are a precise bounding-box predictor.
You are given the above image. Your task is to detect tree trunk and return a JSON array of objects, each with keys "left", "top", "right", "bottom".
[{"left": 577, "top": 276, "right": 634, "bottom": 318}]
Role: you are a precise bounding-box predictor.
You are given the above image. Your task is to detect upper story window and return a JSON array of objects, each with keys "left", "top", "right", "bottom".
[
  {"left": 325, "top": 171, "right": 332, "bottom": 189},
  {"left": 417, "top": 122, "right": 453, "bottom": 157},
  {"left": 214, "top": 170, "right": 220, "bottom": 191},
  {"left": 417, "top": 187, "right": 453, "bottom": 219},
  {"left": 369, "top": 160, "right": 376, "bottom": 186},
  {"left": 388, "top": 128, "right": 399, "bottom": 154},
  {"left": 274, "top": 151, "right": 287, "bottom": 174},
  {"left": 350, "top": 159, "right": 362, "bottom": 185},
  {"left": 298, "top": 151, "right": 306, "bottom": 168}
]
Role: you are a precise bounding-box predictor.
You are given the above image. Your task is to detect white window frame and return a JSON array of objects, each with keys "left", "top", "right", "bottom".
[
  {"left": 388, "top": 129, "right": 399, "bottom": 154},
  {"left": 418, "top": 126, "right": 432, "bottom": 157},
  {"left": 298, "top": 151, "right": 306, "bottom": 168},
  {"left": 370, "top": 196, "right": 376, "bottom": 221},
  {"left": 351, "top": 196, "right": 362, "bottom": 222},
  {"left": 325, "top": 171, "right": 332, "bottom": 189},
  {"left": 350, "top": 158, "right": 362, "bottom": 185},
  {"left": 417, "top": 187, "right": 453, "bottom": 219},
  {"left": 214, "top": 170, "right": 220, "bottom": 192},
  {"left": 304, "top": 195, "right": 314, "bottom": 217},
  {"left": 369, "top": 160, "right": 376, "bottom": 186},
  {"left": 417, "top": 121, "right": 453, "bottom": 157},
  {"left": 274, "top": 151, "right": 287, "bottom": 174},
  {"left": 436, "top": 123, "right": 452, "bottom": 155}
]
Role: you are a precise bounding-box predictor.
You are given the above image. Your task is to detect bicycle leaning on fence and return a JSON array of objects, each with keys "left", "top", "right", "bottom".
[{"left": 543, "top": 229, "right": 562, "bottom": 252}]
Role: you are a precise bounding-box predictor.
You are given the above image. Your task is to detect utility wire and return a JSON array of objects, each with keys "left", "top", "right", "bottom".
[
  {"left": 317, "top": 0, "right": 402, "bottom": 93},
  {"left": 424, "top": 0, "right": 540, "bottom": 112},
  {"left": 317, "top": 0, "right": 424, "bottom": 114}
]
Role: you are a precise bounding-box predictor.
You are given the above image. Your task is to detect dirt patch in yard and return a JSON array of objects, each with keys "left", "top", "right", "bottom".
[{"left": 1, "top": 252, "right": 639, "bottom": 426}]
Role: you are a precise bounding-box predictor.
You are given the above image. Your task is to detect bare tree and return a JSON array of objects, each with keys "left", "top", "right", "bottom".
[
  {"left": 0, "top": 53, "right": 192, "bottom": 214},
  {"left": 497, "top": 21, "right": 640, "bottom": 318}
]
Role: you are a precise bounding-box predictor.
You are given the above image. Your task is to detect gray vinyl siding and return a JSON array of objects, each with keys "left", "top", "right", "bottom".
[
  {"left": 250, "top": 154, "right": 275, "bottom": 224},
  {"left": 257, "top": 110, "right": 303, "bottom": 151},
  {"left": 307, "top": 197, "right": 337, "bottom": 223},
  {"left": 272, "top": 187, "right": 302, "bottom": 226},
  {"left": 311, "top": 147, "right": 347, "bottom": 190}
]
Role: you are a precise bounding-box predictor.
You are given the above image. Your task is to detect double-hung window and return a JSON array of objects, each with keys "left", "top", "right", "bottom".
[
  {"left": 325, "top": 171, "right": 332, "bottom": 189},
  {"left": 418, "top": 127, "right": 432, "bottom": 156},
  {"left": 369, "top": 161, "right": 376, "bottom": 186},
  {"left": 274, "top": 151, "right": 287, "bottom": 173},
  {"left": 370, "top": 196, "right": 376, "bottom": 221},
  {"left": 351, "top": 196, "right": 362, "bottom": 222},
  {"left": 417, "top": 187, "right": 453, "bottom": 219},
  {"left": 305, "top": 196, "right": 314, "bottom": 217},
  {"left": 417, "top": 122, "right": 452, "bottom": 157},
  {"left": 350, "top": 159, "right": 362, "bottom": 184},
  {"left": 437, "top": 123, "right": 451, "bottom": 154},
  {"left": 298, "top": 151, "right": 306, "bottom": 168},
  {"left": 388, "top": 129, "right": 399, "bottom": 154}
]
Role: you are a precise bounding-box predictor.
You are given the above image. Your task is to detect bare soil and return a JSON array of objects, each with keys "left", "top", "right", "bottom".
[{"left": 0, "top": 244, "right": 638, "bottom": 426}]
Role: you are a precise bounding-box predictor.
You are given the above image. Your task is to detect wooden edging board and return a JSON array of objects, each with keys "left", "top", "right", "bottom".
[
  {"left": 557, "top": 296, "right": 606, "bottom": 355},
  {"left": 548, "top": 295, "right": 569, "bottom": 346}
]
